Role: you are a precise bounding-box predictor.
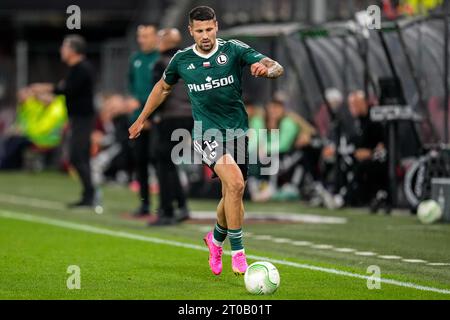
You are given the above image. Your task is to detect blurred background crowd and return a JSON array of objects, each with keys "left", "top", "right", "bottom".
[{"left": 0, "top": 0, "right": 449, "bottom": 222}]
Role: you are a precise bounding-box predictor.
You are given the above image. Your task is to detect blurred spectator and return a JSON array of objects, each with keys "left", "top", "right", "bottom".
[
  {"left": 245, "top": 97, "right": 264, "bottom": 167},
  {"left": 315, "top": 87, "right": 344, "bottom": 138},
  {"left": 0, "top": 87, "right": 67, "bottom": 170},
  {"left": 382, "top": 0, "right": 443, "bottom": 17},
  {"left": 127, "top": 23, "right": 159, "bottom": 217},
  {"left": 248, "top": 98, "right": 316, "bottom": 202},
  {"left": 91, "top": 94, "right": 133, "bottom": 185},
  {"left": 347, "top": 90, "right": 388, "bottom": 209},
  {"left": 150, "top": 28, "right": 193, "bottom": 226},
  {"left": 321, "top": 88, "right": 355, "bottom": 201},
  {"left": 322, "top": 90, "right": 388, "bottom": 209}
]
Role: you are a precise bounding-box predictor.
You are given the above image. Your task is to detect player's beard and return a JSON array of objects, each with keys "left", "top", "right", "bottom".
[{"left": 198, "top": 39, "right": 213, "bottom": 53}]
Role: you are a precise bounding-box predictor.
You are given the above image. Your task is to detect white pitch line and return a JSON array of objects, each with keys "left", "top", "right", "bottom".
[
  {"left": 0, "top": 193, "right": 65, "bottom": 210},
  {"left": 0, "top": 193, "right": 347, "bottom": 225},
  {"left": 333, "top": 248, "right": 356, "bottom": 253},
  {"left": 292, "top": 241, "right": 313, "bottom": 246},
  {"left": 273, "top": 238, "right": 291, "bottom": 243},
  {"left": 378, "top": 255, "right": 403, "bottom": 260},
  {"left": 252, "top": 235, "right": 274, "bottom": 240},
  {"left": 354, "top": 251, "right": 377, "bottom": 256},
  {"left": 402, "top": 259, "right": 428, "bottom": 264},
  {"left": 2, "top": 193, "right": 450, "bottom": 269},
  {"left": 191, "top": 226, "right": 450, "bottom": 267},
  {"left": 1, "top": 209, "right": 450, "bottom": 296},
  {"left": 311, "top": 244, "right": 334, "bottom": 250},
  {"left": 188, "top": 210, "right": 348, "bottom": 224}
]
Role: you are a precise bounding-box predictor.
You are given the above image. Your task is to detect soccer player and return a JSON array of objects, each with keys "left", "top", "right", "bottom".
[{"left": 129, "top": 6, "right": 284, "bottom": 275}]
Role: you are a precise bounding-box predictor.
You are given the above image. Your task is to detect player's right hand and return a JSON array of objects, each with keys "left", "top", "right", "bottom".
[
  {"left": 250, "top": 62, "right": 268, "bottom": 77},
  {"left": 128, "top": 119, "right": 144, "bottom": 139}
]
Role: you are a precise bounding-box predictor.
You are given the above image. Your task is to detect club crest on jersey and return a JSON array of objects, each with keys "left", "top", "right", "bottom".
[{"left": 216, "top": 53, "right": 228, "bottom": 65}]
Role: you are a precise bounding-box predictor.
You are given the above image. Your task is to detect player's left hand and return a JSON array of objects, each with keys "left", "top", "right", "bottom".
[{"left": 250, "top": 62, "right": 268, "bottom": 78}]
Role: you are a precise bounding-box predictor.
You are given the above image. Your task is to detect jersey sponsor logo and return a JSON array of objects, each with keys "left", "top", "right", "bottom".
[
  {"left": 216, "top": 53, "right": 228, "bottom": 65},
  {"left": 187, "top": 75, "right": 235, "bottom": 93},
  {"left": 187, "top": 63, "right": 196, "bottom": 70}
]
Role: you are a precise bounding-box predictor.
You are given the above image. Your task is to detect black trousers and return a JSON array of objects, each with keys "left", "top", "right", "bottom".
[
  {"left": 347, "top": 159, "right": 388, "bottom": 206},
  {"left": 69, "top": 116, "right": 95, "bottom": 201},
  {"left": 131, "top": 128, "right": 155, "bottom": 208},
  {"left": 0, "top": 136, "right": 31, "bottom": 169},
  {"left": 155, "top": 117, "right": 193, "bottom": 218}
]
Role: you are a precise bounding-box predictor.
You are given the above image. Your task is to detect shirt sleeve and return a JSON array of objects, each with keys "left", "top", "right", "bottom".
[
  {"left": 230, "top": 39, "right": 267, "bottom": 66},
  {"left": 162, "top": 53, "right": 180, "bottom": 85}
]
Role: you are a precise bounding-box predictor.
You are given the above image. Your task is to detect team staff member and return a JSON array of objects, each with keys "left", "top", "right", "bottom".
[
  {"left": 33, "top": 35, "right": 98, "bottom": 208},
  {"left": 150, "top": 28, "right": 193, "bottom": 226},
  {"left": 127, "top": 23, "right": 160, "bottom": 217}
]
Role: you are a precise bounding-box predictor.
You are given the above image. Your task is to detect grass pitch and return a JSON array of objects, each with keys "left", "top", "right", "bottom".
[{"left": 1, "top": 172, "right": 450, "bottom": 299}]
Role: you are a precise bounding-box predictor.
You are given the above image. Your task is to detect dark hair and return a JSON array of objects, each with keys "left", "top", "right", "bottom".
[
  {"left": 269, "top": 99, "right": 285, "bottom": 107},
  {"left": 137, "top": 22, "right": 158, "bottom": 30},
  {"left": 63, "top": 34, "right": 86, "bottom": 55},
  {"left": 189, "top": 6, "right": 216, "bottom": 24}
]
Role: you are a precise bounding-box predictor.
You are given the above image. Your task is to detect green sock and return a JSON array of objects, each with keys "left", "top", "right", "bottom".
[
  {"left": 228, "top": 228, "right": 244, "bottom": 252},
  {"left": 213, "top": 222, "right": 227, "bottom": 246}
]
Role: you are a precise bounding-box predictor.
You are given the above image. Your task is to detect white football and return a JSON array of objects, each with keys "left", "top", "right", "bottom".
[
  {"left": 417, "top": 199, "right": 443, "bottom": 224},
  {"left": 244, "top": 261, "right": 280, "bottom": 295}
]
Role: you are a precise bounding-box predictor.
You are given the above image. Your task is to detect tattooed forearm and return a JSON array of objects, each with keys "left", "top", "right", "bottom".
[{"left": 260, "top": 57, "right": 284, "bottom": 79}]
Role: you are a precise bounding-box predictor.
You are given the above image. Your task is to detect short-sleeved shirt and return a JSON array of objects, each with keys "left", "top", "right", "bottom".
[{"left": 163, "top": 38, "right": 266, "bottom": 141}]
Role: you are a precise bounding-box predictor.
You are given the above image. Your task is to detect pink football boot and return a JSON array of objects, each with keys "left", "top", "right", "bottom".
[
  {"left": 203, "top": 232, "right": 223, "bottom": 275},
  {"left": 231, "top": 251, "right": 248, "bottom": 275}
]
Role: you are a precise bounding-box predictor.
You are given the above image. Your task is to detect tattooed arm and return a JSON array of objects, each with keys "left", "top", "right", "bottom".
[{"left": 250, "top": 57, "right": 284, "bottom": 79}]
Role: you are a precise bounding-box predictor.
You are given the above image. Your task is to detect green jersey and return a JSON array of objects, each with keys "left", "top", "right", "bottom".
[
  {"left": 128, "top": 50, "right": 160, "bottom": 122},
  {"left": 163, "top": 38, "right": 266, "bottom": 141}
]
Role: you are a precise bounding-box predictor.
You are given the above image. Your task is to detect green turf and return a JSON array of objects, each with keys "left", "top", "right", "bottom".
[{"left": 1, "top": 171, "right": 450, "bottom": 299}]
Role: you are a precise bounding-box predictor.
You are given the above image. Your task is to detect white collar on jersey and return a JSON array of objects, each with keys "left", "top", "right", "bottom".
[{"left": 192, "top": 39, "right": 220, "bottom": 59}]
